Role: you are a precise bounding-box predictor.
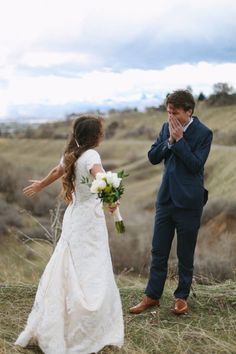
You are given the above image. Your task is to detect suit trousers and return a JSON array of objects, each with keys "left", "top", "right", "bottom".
[{"left": 145, "top": 200, "right": 203, "bottom": 300}]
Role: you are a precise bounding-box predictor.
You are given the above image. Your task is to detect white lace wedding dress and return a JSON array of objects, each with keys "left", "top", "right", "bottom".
[{"left": 15, "top": 149, "right": 124, "bottom": 354}]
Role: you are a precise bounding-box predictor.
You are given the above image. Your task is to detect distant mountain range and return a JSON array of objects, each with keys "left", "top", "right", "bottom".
[{"left": 0, "top": 94, "right": 163, "bottom": 124}]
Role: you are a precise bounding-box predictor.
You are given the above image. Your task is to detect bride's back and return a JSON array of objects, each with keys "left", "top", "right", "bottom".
[{"left": 72, "top": 149, "right": 102, "bottom": 203}]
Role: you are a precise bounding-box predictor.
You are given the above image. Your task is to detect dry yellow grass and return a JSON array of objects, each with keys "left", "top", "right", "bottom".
[
  {"left": 1, "top": 104, "right": 236, "bottom": 280},
  {"left": 0, "top": 277, "right": 236, "bottom": 354},
  {"left": 0, "top": 105, "right": 236, "bottom": 353}
]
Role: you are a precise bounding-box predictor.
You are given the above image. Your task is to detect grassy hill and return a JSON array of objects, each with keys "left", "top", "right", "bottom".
[
  {"left": 0, "top": 277, "right": 236, "bottom": 354},
  {"left": 25, "top": 102, "right": 236, "bottom": 144},
  {"left": 0, "top": 103, "right": 236, "bottom": 353},
  {"left": 0, "top": 103, "right": 236, "bottom": 282}
]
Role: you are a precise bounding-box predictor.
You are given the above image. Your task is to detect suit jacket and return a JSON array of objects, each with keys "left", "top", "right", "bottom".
[{"left": 148, "top": 116, "right": 213, "bottom": 209}]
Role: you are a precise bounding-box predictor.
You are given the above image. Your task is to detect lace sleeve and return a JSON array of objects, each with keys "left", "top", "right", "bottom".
[{"left": 86, "top": 150, "right": 102, "bottom": 173}]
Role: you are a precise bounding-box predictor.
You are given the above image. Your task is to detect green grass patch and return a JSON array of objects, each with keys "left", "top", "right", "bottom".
[{"left": 0, "top": 279, "right": 236, "bottom": 354}]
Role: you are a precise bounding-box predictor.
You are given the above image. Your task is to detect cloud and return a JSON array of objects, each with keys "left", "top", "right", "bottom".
[
  {"left": 0, "top": 0, "right": 236, "bottom": 119},
  {"left": 19, "top": 52, "right": 94, "bottom": 68},
  {"left": 2, "top": 0, "right": 236, "bottom": 71},
  {"left": 1, "top": 61, "right": 236, "bottom": 120}
]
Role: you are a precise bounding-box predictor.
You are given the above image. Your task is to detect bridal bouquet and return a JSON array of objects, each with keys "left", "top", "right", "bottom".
[{"left": 81, "top": 171, "right": 128, "bottom": 233}]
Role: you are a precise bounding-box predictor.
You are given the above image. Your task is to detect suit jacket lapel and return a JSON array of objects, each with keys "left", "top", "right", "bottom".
[{"left": 183, "top": 116, "right": 199, "bottom": 138}]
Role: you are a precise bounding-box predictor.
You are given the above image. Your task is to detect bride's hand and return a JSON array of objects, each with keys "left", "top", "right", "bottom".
[
  {"left": 108, "top": 201, "right": 120, "bottom": 214},
  {"left": 23, "top": 180, "right": 43, "bottom": 197}
]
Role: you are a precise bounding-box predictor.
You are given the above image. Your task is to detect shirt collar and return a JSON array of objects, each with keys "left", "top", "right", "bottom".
[{"left": 183, "top": 116, "right": 193, "bottom": 132}]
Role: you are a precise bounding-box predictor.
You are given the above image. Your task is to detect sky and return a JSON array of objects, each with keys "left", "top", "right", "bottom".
[{"left": 0, "top": 0, "right": 236, "bottom": 121}]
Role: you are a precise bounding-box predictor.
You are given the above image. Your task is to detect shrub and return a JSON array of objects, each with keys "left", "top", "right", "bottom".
[
  {"left": 105, "top": 121, "right": 119, "bottom": 139},
  {"left": 0, "top": 162, "right": 17, "bottom": 203},
  {"left": 206, "top": 82, "right": 236, "bottom": 106},
  {"left": 0, "top": 199, "right": 23, "bottom": 235}
]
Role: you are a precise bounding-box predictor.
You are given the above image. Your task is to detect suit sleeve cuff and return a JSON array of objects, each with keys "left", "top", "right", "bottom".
[
  {"left": 167, "top": 141, "right": 173, "bottom": 149},
  {"left": 162, "top": 139, "right": 170, "bottom": 151}
]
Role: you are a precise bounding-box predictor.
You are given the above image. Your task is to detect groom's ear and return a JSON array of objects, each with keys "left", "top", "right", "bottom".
[{"left": 186, "top": 108, "right": 193, "bottom": 116}]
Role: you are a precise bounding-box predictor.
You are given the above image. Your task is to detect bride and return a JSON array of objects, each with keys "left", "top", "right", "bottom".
[{"left": 15, "top": 115, "right": 124, "bottom": 354}]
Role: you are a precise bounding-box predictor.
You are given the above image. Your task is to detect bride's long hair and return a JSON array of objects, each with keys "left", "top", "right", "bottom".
[{"left": 61, "top": 115, "right": 104, "bottom": 204}]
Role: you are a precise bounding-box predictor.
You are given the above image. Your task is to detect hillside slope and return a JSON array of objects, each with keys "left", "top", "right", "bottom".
[{"left": 1, "top": 104, "right": 236, "bottom": 279}]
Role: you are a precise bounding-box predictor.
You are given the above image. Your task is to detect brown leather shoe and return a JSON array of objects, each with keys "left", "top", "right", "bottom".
[
  {"left": 129, "top": 295, "right": 160, "bottom": 314},
  {"left": 172, "top": 298, "right": 188, "bottom": 315}
]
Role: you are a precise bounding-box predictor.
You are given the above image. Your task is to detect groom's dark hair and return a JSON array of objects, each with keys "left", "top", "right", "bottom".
[{"left": 166, "top": 90, "right": 195, "bottom": 114}]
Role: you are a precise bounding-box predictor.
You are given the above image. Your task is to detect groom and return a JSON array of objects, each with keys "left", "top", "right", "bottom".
[{"left": 129, "top": 90, "right": 213, "bottom": 315}]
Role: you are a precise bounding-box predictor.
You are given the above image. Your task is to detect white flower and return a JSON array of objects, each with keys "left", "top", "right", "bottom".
[
  {"left": 96, "top": 172, "right": 106, "bottom": 180},
  {"left": 92, "top": 171, "right": 122, "bottom": 190},
  {"left": 90, "top": 181, "right": 99, "bottom": 193},
  {"left": 105, "top": 171, "right": 114, "bottom": 184},
  {"left": 105, "top": 171, "right": 121, "bottom": 187},
  {"left": 112, "top": 177, "right": 122, "bottom": 188},
  {"left": 98, "top": 180, "right": 107, "bottom": 189},
  {"left": 90, "top": 179, "right": 106, "bottom": 193}
]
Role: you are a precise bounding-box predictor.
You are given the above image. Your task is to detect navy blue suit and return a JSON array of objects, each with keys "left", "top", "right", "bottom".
[{"left": 145, "top": 116, "right": 213, "bottom": 299}]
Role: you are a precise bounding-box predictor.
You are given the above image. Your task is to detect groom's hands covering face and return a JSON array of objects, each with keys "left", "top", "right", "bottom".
[{"left": 168, "top": 115, "right": 183, "bottom": 143}]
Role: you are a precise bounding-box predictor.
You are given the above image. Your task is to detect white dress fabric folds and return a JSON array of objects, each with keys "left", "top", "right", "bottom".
[{"left": 15, "top": 149, "right": 124, "bottom": 354}]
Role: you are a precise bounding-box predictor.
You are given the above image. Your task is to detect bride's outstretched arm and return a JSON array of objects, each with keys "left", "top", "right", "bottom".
[{"left": 23, "top": 164, "right": 64, "bottom": 197}]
